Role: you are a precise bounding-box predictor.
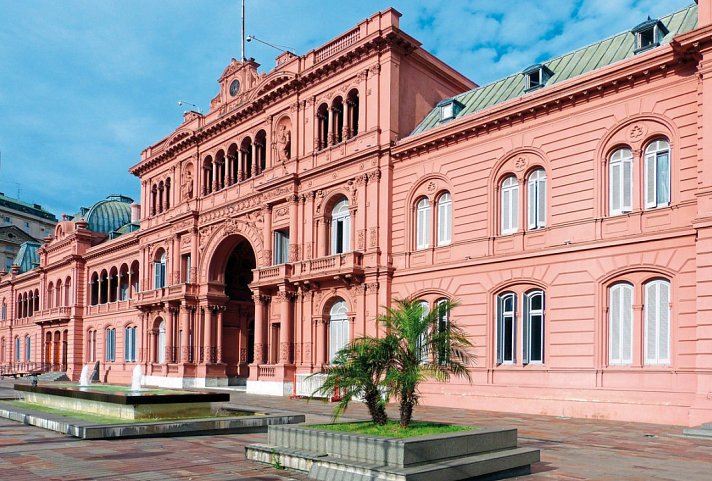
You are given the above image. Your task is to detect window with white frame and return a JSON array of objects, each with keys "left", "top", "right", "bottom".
[
  {"left": 436, "top": 298, "right": 450, "bottom": 364},
  {"left": 645, "top": 279, "right": 670, "bottom": 365},
  {"left": 416, "top": 197, "right": 431, "bottom": 250},
  {"left": 523, "top": 290, "right": 544, "bottom": 364},
  {"left": 331, "top": 199, "right": 351, "bottom": 254},
  {"left": 125, "top": 326, "right": 137, "bottom": 362},
  {"left": 157, "top": 320, "right": 166, "bottom": 364},
  {"left": 416, "top": 300, "right": 430, "bottom": 363},
  {"left": 496, "top": 292, "right": 516, "bottom": 364},
  {"left": 609, "top": 283, "right": 633, "bottom": 365},
  {"left": 644, "top": 139, "right": 670, "bottom": 209},
  {"left": 437, "top": 192, "right": 452, "bottom": 246},
  {"left": 501, "top": 176, "right": 519, "bottom": 234},
  {"left": 527, "top": 169, "right": 546, "bottom": 229},
  {"left": 88, "top": 330, "right": 97, "bottom": 362},
  {"left": 25, "top": 336, "right": 31, "bottom": 361},
  {"left": 154, "top": 251, "right": 166, "bottom": 289},
  {"left": 609, "top": 148, "right": 633, "bottom": 215},
  {"left": 273, "top": 229, "right": 290, "bottom": 264},
  {"left": 329, "top": 300, "right": 349, "bottom": 363},
  {"left": 106, "top": 328, "right": 116, "bottom": 362}
]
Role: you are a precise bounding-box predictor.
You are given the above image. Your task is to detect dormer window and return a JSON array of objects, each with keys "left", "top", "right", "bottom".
[
  {"left": 631, "top": 17, "right": 668, "bottom": 54},
  {"left": 523, "top": 64, "right": 553, "bottom": 92},
  {"left": 438, "top": 98, "right": 463, "bottom": 123}
]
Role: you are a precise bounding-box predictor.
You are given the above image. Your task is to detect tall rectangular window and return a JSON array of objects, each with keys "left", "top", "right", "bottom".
[
  {"left": 437, "top": 193, "right": 452, "bottom": 246},
  {"left": 496, "top": 293, "right": 516, "bottom": 363},
  {"left": 274, "top": 229, "right": 289, "bottom": 264},
  {"left": 416, "top": 301, "right": 430, "bottom": 364},
  {"left": 644, "top": 139, "right": 670, "bottom": 209},
  {"left": 523, "top": 291, "right": 544, "bottom": 364},
  {"left": 609, "top": 148, "right": 633, "bottom": 215},
  {"left": 106, "top": 328, "right": 116, "bottom": 362},
  {"left": 609, "top": 283, "right": 633, "bottom": 365},
  {"left": 416, "top": 198, "right": 431, "bottom": 250},
  {"left": 125, "top": 327, "right": 137, "bottom": 362},
  {"left": 527, "top": 170, "right": 546, "bottom": 229},
  {"left": 182, "top": 254, "right": 192, "bottom": 283},
  {"left": 501, "top": 177, "right": 519, "bottom": 234},
  {"left": 645, "top": 280, "right": 670, "bottom": 365},
  {"left": 25, "top": 336, "right": 31, "bottom": 362}
]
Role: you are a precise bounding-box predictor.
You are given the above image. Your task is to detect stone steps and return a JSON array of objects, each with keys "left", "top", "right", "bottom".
[{"left": 36, "top": 372, "right": 69, "bottom": 382}]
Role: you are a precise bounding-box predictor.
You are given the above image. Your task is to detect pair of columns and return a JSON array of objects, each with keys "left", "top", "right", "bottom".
[{"left": 252, "top": 288, "right": 294, "bottom": 366}]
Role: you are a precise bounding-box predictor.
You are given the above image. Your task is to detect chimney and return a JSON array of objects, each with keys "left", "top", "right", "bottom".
[
  {"left": 130, "top": 203, "right": 141, "bottom": 223},
  {"left": 699, "top": 0, "right": 712, "bottom": 28}
]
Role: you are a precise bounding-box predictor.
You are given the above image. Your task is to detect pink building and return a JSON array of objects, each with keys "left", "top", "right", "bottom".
[{"left": 2, "top": 1, "right": 712, "bottom": 426}]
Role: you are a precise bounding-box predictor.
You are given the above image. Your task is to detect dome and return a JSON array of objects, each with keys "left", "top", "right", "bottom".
[{"left": 83, "top": 195, "right": 133, "bottom": 234}]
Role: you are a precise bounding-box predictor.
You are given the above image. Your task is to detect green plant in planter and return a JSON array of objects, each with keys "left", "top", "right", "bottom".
[{"left": 313, "top": 298, "right": 474, "bottom": 428}]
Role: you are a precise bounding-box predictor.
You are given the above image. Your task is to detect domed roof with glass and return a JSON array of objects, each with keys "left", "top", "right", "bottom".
[{"left": 75, "top": 195, "right": 133, "bottom": 234}]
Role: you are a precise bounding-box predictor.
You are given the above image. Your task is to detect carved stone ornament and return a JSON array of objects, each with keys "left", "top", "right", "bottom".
[
  {"left": 224, "top": 217, "right": 240, "bottom": 236},
  {"left": 628, "top": 124, "right": 646, "bottom": 142},
  {"left": 427, "top": 181, "right": 437, "bottom": 192},
  {"left": 369, "top": 227, "right": 378, "bottom": 247},
  {"left": 514, "top": 157, "right": 528, "bottom": 171}
]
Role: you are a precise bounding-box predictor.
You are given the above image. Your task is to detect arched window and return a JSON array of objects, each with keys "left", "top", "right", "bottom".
[
  {"left": 0, "top": 300, "right": 5, "bottom": 320},
  {"left": 644, "top": 139, "right": 670, "bottom": 209},
  {"left": 501, "top": 176, "right": 519, "bottom": 234},
  {"left": 241, "top": 137, "right": 253, "bottom": 180},
  {"left": 416, "top": 197, "right": 431, "bottom": 250},
  {"left": 15, "top": 337, "right": 20, "bottom": 362},
  {"left": 64, "top": 277, "right": 71, "bottom": 307},
  {"left": 496, "top": 292, "right": 516, "bottom": 364},
  {"left": 87, "top": 329, "right": 97, "bottom": 363},
  {"left": 151, "top": 184, "right": 157, "bottom": 215},
  {"left": 317, "top": 103, "right": 329, "bottom": 150},
  {"left": 255, "top": 130, "right": 267, "bottom": 174},
  {"left": 157, "top": 320, "right": 166, "bottom": 364},
  {"left": 25, "top": 335, "right": 31, "bottom": 361},
  {"left": 527, "top": 169, "right": 546, "bottom": 229},
  {"left": 437, "top": 192, "right": 452, "bottom": 246},
  {"left": 332, "top": 97, "right": 344, "bottom": 144},
  {"left": 609, "top": 282, "right": 633, "bottom": 365},
  {"left": 346, "top": 89, "right": 359, "bottom": 138},
  {"left": 56, "top": 279, "right": 63, "bottom": 307},
  {"left": 154, "top": 250, "right": 167, "bottom": 289},
  {"left": 90, "top": 272, "right": 99, "bottom": 306},
  {"left": 645, "top": 279, "right": 670, "bottom": 365},
  {"left": 329, "top": 300, "right": 349, "bottom": 363},
  {"left": 524, "top": 290, "right": 544, "bottom": 364},
  {"left": 165, "top": 177, "right": 171, "bottom": 209},
  {"left": 108, "top": 267, "right": 118, "bottom": 303},
  {"left": 47, "top": 283, "right": 54, "bottom": 309},
  {"left": 435, "top": 299, "right": 450, "bottom": 364},
  {"left": 331, "top": 198, "right": 351, "bottom": 254},
  {"left": 158, "top": 181, "right": 164, "bottom": 213},
  {"left": 125, "top": 326, "right": 137, "bottom": 362},
  {"left": 215, "top": 150, "right": 225, "bottom": 191},
  {"left": 105, "top": 328, "right": 116, "bottom": 362},
  {"left": 99, "top": 270, "right": 109, "bottom": 304},
  {"left": 609, "top": 148, "right": 633, "bottom": 215},
  {"left": 203, "top": 156, "right": 213, "bottom": 195}
]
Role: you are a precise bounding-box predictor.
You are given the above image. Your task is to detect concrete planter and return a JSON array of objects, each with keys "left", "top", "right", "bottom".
[{"left": 246, "top": 423, "right": 540, "bottom": 481}]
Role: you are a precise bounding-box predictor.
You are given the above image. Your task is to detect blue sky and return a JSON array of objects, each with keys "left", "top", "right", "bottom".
[{"left": 0, "top": 0, "right": 692, "bottom": 218}]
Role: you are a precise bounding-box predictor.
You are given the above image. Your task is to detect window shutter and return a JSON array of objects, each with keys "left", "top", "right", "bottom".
[
  {"left": 645, "top": 152, "right": 656, "bottom": 208},
  {"left": 538, "top": 177, "right": 546, "bottom": 228},
  {"left": 502, "top": 188, "right": 511, "bottom": 232},
  {"left": 331, "top": 220, "right": 338, "bottom": 254},
  {"left": 523, "top": 294, "right": 530, "bottom": 364},
  {"left": 610, "top": 286, "right": 620, "bottom": 364},
  {"left": 343, "top": 215, "right": 351, "bottom": 253},
  {"left": 622, "top": 285, "right": 632, "bottom": 364},
  {"left": 645, "top": 282, "right": 657, "bottom": 364},
  {"left": 622, "top": 158, "right": 632, "bottom": 212},
  {"left": 154, "top": 263, "right": 160, "bottom": 289},
  {"left": 610, "top": 162, "right": 620, "bottom": 214},
  {"left": 657, "top": 152, "right": 670, "bottom": 206},
  {"left": 496, "top": 297, "right": 504, "bottom": 365},
  {"left": 528, "top": 178, "right": 536, "bottom": 229},
  {"left": 659, "top": 281, "right": 670, "bottom": 364}
]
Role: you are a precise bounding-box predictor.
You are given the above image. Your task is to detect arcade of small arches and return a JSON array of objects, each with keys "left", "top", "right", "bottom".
[
  {"left": 15, "top": 288, "right": 40, "bottom": 319},
  {"left": 89, "top": 261, "right": 140, "bottom": 306},
  {"left": 202, "top": 130, "right": 269, "bottom": 197},
  {"left": 316, "top": 89, "right": 360, "bottom": 150}
]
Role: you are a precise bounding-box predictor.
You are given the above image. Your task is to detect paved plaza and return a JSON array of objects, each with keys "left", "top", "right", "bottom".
[{"left": 0, "top": 380, "right": 711, "bottom": 480}]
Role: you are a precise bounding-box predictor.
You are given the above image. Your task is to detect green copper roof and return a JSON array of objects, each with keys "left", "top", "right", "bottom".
[
  {"left": 0, "top": 192, "right": 57, "bottom": 221},
  {"left": 81, "top": 195, "right": 133, "bottom": 234},
  {"left": 13, "top": 241, "right": 41, "bottom": 273},
  {"left": 410, "top": 4, "right": 698, "bottom": 136}
]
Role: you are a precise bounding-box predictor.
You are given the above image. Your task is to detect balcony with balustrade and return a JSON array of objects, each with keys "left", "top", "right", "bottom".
[
  {"left": 133, "top": 283, "right": 200, "bottom": 308},
  {"left": 252, "top": 252, "right": 364, "bottom": 288}
]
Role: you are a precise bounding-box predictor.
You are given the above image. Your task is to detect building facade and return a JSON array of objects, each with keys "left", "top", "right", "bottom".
[
  {"left": 2, "top": 2, "right": 712, "bottom": 426},
  {"left": 0, "top": 192, "right": 56, "bottom": 272}
]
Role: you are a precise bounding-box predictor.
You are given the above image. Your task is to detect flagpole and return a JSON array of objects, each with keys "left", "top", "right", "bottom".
[{"left": 241, "top": 0, "right": 246, "bottom": 61}]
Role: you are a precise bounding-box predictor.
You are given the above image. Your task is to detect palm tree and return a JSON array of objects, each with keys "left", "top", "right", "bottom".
[
  {"left": 380, "top": 299, "right": 474, "bottom": 428},
  {"left": 311, "top": 336, "right": 394, "bottom": 425}
]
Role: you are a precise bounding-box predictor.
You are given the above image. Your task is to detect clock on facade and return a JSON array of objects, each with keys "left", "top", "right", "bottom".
[{"left": 229, "top": 79, "right": 241, "bottom": 96}]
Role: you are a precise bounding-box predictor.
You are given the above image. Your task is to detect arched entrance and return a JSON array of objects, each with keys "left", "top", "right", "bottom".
[{"left": 207, "top": 234, "right": 256, "bottom": 384}]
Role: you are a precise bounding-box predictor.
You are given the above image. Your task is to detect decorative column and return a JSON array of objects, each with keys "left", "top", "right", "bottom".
[
  {"left": 180, "top": 305, "right": 190, "bottom": 363},
  {"left": 288, "top": 194, "right": 299, "bottom": 262},
  {"left": 204, "top": 307, "right": 213, "bottom": 364},
  {"left": 315, "top": 317, "right": 326, "bottom": 367},
  {"left": 216, "top": 307, "right": 224, "bottom": 363},
  {"left": 166, "top": 307, "right": 175, "bottom": 363},
  {"left": 277, "top": 289, "right": 294, "bottom": 364},
  {"left": 252, "top": 291, "right": 267, "bottom": 365},
  {"left": 212, "top": 159, "right": 219, "bottom": 192},
  {"left": 262, "top": 205, "right": 273, "bottom": 266}
]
